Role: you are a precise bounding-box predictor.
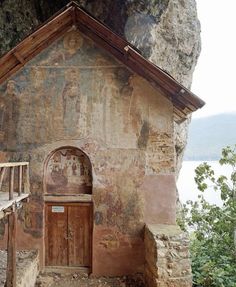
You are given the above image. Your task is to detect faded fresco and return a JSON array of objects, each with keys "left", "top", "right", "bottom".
[
  {"left": 0, "top": 28, "right": 175, "bottom": 275},
  {"left": 46, "top": 148, "right": 92, "bottom": 195},
  {"left": 0, "top": 29, "right": 141, "bottom": 150}
]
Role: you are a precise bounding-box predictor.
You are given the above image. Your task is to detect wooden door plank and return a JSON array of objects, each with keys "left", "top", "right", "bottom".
[
  {"left": 23, "top": 165, "right": 30, "bottom": 194},
  {"left": 46, "top": 203, "right": 68, "bottom": 266},
  {"left": 68, "top": 203, "right": 92, "bottom": 267}
]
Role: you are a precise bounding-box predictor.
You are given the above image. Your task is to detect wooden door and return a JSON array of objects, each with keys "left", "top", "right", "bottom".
[
  {"left": 68, "top": 204, "right": 92, "bottom": 266},
  {"left": 46, "top": 204, "right": 68, "bottom": 266},
  {"left": 45, "top": 202, "right": 92, "bottom": 267}
]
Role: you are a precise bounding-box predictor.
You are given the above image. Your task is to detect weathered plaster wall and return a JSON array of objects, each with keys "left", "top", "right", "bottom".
[{"left": 0, "top": 29, "right": 176, "bottom": 276}]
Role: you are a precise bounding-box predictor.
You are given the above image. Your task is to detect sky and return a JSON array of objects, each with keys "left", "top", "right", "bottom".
[{"left": 191, "top": 0, "right": 236, "bottom": 118}]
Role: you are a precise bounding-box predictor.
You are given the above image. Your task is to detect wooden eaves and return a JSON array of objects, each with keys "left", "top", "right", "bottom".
[{"left": 0, "top": 1, "right": 205, "bottom": 122}]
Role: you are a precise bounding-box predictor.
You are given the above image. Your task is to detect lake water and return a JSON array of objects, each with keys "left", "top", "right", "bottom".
[{"left": 177, "top": 161, "right": 232, "bottom": 206}]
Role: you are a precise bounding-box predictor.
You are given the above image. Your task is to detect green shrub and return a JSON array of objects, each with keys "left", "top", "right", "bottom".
[{"left": 181, "top": 145, "right": 236, "bottom": 287}]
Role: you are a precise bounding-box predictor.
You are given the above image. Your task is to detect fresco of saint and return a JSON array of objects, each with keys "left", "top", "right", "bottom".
[{"left": 62, "top": 68, "right": 81, "bottom": 136}]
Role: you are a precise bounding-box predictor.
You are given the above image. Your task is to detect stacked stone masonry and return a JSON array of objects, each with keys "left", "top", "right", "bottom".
[{"left": 145, "top": 224, "right": 192, "bottom": 287}]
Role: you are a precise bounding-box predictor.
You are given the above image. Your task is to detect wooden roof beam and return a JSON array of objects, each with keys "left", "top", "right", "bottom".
[{"left": 12, "top": 50, "right": 25, "bottom": 64}]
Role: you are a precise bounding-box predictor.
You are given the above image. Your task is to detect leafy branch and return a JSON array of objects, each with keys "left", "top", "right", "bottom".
[{"left": 180, "top": 145, "right": 236, "bottom": 287}]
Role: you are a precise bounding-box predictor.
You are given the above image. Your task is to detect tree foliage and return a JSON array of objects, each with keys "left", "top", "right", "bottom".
[{"left": 180, "top": 145, "right": 236, "bottom": 287}]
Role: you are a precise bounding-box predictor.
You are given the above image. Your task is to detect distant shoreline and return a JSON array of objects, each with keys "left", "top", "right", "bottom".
[
  {"left": 184, "top": 113, "right": 236, "bottom": 161},
  {"left": 184, "top": 158, "right": 219, "bottom": 161}
]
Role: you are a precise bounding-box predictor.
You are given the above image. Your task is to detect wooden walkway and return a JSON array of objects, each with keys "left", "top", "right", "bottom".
[{"left": 0, "top": 162, "right": 30, "bottom": 287}]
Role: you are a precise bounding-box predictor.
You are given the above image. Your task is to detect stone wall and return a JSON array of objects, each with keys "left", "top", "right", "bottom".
[
  {"left": 145, "top": 224, "right": 192, "bottom": 287},
  {"left": 0, "top": 250, "right": 39, "bottom": 287},
  {"left": 16, "top": 251, "right": 39, "bottom": 287}
]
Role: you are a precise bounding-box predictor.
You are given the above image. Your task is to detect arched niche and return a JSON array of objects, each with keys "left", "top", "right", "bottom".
[{"left": 45, "top": 147, "right": 92, "bottom": 195}]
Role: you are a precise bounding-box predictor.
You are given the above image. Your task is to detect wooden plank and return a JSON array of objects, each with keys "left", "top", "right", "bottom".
[
  {"left": 128, "top": 51, "right": 178, "bottom": 93},
  {"left": 0, "top": 55, "right": 18, "bottom": 80},
  {"left": 16, "top": 10, "right": 72, "bottom": 58},
  {"left": 46, "top": 203, "right": 68, "bottom": 266},
  {"left": 26, "top": 165, "right": 30, "bottom": 194},
  {"left": 24, "top": 22, "right": 72, "bottom": 66},
  {"left": 77, "top": 23, "right": 127, "bottom": 64},
  {"left": 0, "top": 193, "right": 29, "bottom": 213},
  {"left": 173, "top": 107, "right": 188, "bottom": 121},
  {"left": 0, "top": 10, "right": 72, "bottom": 86},
  {"left": 18, "top": 166, "right": 23, "bottom": 196},
  {"left": 0, "top": 167, "right": 6, "bottom": 190},
  {"left": 13, "top": 51, "right": 25, "bottom": 64},
  {"left": 44, "top": 194, "right": 92, "bottom": 203},
  {"left": 121, "top": 44, "right": 205, "bottom": 108},
  {"left": 0, "top": 21, "right": 72, "bottom": 86},
  {"left": 5, "top": 210, "right": 17, "bottom": 287},
  {"left": 175, "top": 89, "right": 203, "bottom": 110},
  {"left": 0, "top": 62, "right": 24, "bottom": 86},
  {"left": 23, "top": 165, "right": 30, "bottom": 194},
  {"left": 172, "top": 98, "right": 190, "bottom": 116},
  {"left": 45, "top": 266, "right": 89, "bottom": 274},
  {"left": 1, "top": 194, "right": 29, "bottom": 213},
  {"left": 76, "top": 8, "right": 128, "bottom": 48},
  {"left": 72, "top": 6, "right": 77, "bottom": 27},
  {"left": 174, "top": 114, "right": 185, "bottom": 124},
  {"left": 0, "top": 8, "right": 72, "bottom": 65},
  {"left": 9, "top": 167, "right": 14, "bottom": 201},
  {"left": 0, "top": 162, "right": 28, "bottom": 168},
  {"left": 68, "top": 203, "right": 92, "bottom": 267},
  {"left": 127, "top": 47, "right": 204, "bottom": 110}
]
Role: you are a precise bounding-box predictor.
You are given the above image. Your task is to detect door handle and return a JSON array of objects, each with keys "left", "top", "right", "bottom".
[
  {"left": 64, "top": 228, "right": 74, "bottom": 240},
  {"left": 68, "top": 227, "right": 74, "bottom": 238},
  {"left": 64, "top": 234, "right": 73, "bottom": 240}
]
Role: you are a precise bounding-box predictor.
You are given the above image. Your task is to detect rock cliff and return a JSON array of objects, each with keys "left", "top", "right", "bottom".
[{"left": 0, "top": 0, "right": 201, "bottom": 175}]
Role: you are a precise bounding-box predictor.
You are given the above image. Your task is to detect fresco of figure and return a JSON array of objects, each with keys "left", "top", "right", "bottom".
[
  {"left": 18, "top": 67, "right": 50, "bottom": 144},
  {"left": 102, "top": 72, "right": 120, "bottom": 144},
  {"left": 36, "top": 30, "right": 84, "bottom": 66},
  {"left": 63, "top": 30, "right": 83, "bottom": 57},
  {"left": 34, "top": 67, "right": 54, "bottom": 141},
  {"left": 1, "top": 80, "right": 19, "bottom": 147},
  {"left": 62, "top": 68, "right": 81, "bottom": 136}
]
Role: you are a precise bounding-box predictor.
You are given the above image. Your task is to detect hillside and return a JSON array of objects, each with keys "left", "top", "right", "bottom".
[{"left": 184, "top": 113, "right": 236, "bottom": 160}]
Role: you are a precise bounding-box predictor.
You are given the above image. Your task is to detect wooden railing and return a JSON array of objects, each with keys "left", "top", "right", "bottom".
[
  {"left": 0, "top": 162, "right": 30, "bottom": 202},
  {"left": 0, "top": 162, "right": 30, "bottom": 287}
]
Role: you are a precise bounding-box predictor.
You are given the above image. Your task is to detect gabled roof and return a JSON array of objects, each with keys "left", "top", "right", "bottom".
[{"left": 0, "top": 1, "right": 205, "bottom": 122}]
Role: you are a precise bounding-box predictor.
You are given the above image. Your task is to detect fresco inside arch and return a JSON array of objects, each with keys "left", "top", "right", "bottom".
[
  {"left": 0, "top": 29, "right": 149, "bottom": 151},
  {"left": 46, "top": 147, "right": 92, "bottom": 195}
]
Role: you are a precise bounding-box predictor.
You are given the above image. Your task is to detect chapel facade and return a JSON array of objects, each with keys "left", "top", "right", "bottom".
[{"left": 0, "top": 2, "right": 204, "bottom": 286}]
